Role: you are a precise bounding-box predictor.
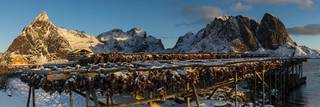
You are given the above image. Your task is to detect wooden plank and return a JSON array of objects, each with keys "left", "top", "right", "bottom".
[
  {"left": 72, "top": 89, "right": 106, "bottom": 106},
  {"left": 47, "top": 73, "right": 97, "bottom": 80}
]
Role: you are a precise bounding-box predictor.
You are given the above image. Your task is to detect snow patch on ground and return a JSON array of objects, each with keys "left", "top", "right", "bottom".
[{"left": 1, "top": 78, "right": 87, "bottom": 107}]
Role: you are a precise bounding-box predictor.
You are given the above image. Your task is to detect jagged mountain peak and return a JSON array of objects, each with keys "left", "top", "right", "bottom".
[
  {"left": 110, "top": 28, "right": 125, "bottom": 33},
  {"left": 7, "top": 11, "right": 101, "bottom": 63},
  {"left": 34, "top": 11, "right": 50, "bottom": 22},
  {"left": 262, "top": 13, "right": 276, "bottom": 20},
  {"left": 127, "top": 28, "right": 146, "bottom": 37},
  {"left": 29, "top": 11, "right": 54, "bottom": 28},
  {"left": 96, "top": 28, "right": 164, "bottom": 53},
  {"left": 257, "top": 13, "right": 294, "bottom": 50}
]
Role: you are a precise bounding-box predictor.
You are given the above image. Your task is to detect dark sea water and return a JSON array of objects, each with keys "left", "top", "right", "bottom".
[{"left": 287, "top": 59, "right": 320, "bottom": 107}]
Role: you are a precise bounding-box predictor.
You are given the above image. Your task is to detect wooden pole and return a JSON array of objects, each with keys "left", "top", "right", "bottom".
[
  {"left": 262, "top": 69, "right": 265, "bottom": 106},
  {"left": 69, "top": 90, "right": 73, "bottom": 107},
  {"left": 207, "top": 88, "right": 218, "bottom": 99},
  {"left": 148, "top": 92, "right": 153, "bottom": 107},
  {"left": 192, "top": 84, "right": 200, "bottom": 107},
  {"left": 254, "top": 71, "right": 256, "bottom": 106},
  {"left": 235, "top": 72, "right": 237, "bottom": 107},
  {"left": 92, "top": 90, "right": 100, "bottom": 107},
  {"left": 106, "top": 94, "right": 109, "bottom": 105},
  {"left": 269, "top": 70, "right": 272, "bottom": 105},
  {"left": 32, "top": 87, "right": 35, "bottom": 107},
  {"left": 186, "top": 82, "right": 191, "bottom": 107},
  {"left": 26, "top": 86, "right": 32, "bottom": 107},
  {"left": 85, "top": 91, "right": 90, "bottom": 107}
]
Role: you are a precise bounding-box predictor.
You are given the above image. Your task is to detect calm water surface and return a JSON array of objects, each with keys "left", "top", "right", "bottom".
[{"left": 287, "top": 59, "right": 320, "bottom": 107}]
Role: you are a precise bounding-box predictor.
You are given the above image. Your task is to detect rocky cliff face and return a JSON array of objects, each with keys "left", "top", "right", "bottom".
[
  {"left": 173, "top": 13, "right": 306, "bottom": 56},
  {"left": 256, "top": 13, "right": 295, "bottom": 50},
  {"left": 96, "top": 28, "right": 165, "bottom": 53},
  {"left": 7, "top": 11, "right": 101, "bottom": 62}
]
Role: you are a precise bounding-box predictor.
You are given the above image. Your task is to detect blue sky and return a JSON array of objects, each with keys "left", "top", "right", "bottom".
[{"left": 1, "top": 0, "right": 320, "bottom": 52}]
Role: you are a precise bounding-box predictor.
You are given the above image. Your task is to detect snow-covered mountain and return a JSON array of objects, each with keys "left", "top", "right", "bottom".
[
  {"left": 6, "top": 11, "right": 319, "bottom": 63},
  {"left": 300, "top": 46, "right": 320, "bottom": 58},
  {"left": 172, "top": 13, "right": 307, "bottom": 57},
  {"left": 95, "top": 28, "right": 165, "bottom": 53},
  {"left": 6, "top": 11, "right": 165, "bottom": 63},
  {"left": 6, "top": 11, "right": 102, "bottom": 62}
]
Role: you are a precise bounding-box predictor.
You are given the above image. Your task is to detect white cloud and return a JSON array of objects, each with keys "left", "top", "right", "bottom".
[
  {"left": 182, "top": 6, "right": 225, "bottom": 25},
  {"left": 288, "top": 24, "right": 320, "bottom": 35},
  {"left": 247, "top": 0, "right": 315, "bottom": 8},
  {"left": 233, "top": 2, "right": 252, "bottom": 12}
]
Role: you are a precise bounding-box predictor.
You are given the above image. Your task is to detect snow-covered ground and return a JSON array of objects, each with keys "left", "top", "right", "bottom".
[{"left": 0, "top": 78, "right": 87, "bottom": 107}]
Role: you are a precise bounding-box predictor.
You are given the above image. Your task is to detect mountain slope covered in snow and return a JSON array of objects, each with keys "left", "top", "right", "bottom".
[
  {"left": 7, "top": 11, "right": 101, "bottom": 62},
  {"left": 95, "top": 28, "right": 165, "bottom": 53},
  {"left": 300, "top": 46, "right": 320, "bottom": 58}
]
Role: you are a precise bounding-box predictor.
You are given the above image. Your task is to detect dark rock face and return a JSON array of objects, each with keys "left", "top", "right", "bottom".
[
  {"left": 7, "top": 11, "right": 71, "bottom": 59},
  {"left": 234, "top": 16, "right": 260, "bottom": 51},
  {"left": 256, "top": 13, "right": 294, "bottom": 50}
]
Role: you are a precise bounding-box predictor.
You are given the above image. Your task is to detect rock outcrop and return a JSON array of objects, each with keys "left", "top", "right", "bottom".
[{"left": 256, "top": 13, "right": 295, "bottom": 50}]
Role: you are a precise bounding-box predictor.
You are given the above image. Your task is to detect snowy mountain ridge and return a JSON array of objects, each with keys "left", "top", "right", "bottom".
[
  {"left": 95, "top": 28, "right": 165, "bottom": 53},
  {"left": 300, "top": 46, "right": 320, "bottom": 58},
  {"left": 6, "top": 11, "right": 165, "bottom": 63},
  {"left": 172, "top": 13, "right": 308, "bottom": 57},
  {"left": 5, "top": 11, "right": 320, "bottom": 64}
]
